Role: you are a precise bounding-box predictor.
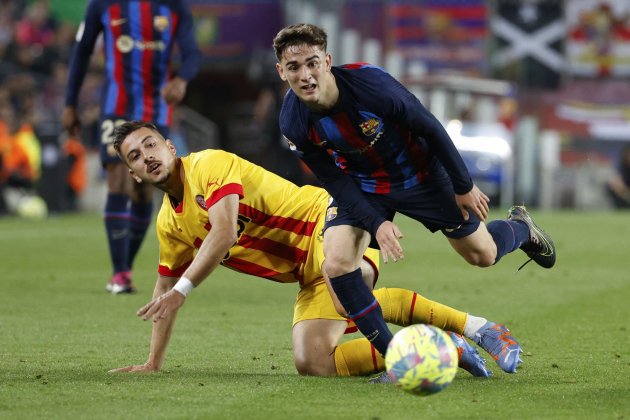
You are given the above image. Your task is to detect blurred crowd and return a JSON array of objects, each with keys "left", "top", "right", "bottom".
[
  {"left": 0, "top": 0, "right": 89, "bottom": 215},
  {"left": 1, "top": 0, "right": 628, "bottom": 217}
]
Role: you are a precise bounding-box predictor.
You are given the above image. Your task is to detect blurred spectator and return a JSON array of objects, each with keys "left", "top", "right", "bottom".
[
  {"left": 62, "top": 135, "right": 87, "bottom": 211},
  {"left": 5, "top": 0, "right": 58, "bottom": 76},
  {"left": 12, "top": 115, "right": 42, "bottom": 182},
  {"left": 0, "top": 95, "right": 39, "bottom": 215},
  {"left": 15, "top": 0, "right": 56, "bottom": 47},
  {"left": 606, "top": 144, "right": 630, "bottom": 209}
]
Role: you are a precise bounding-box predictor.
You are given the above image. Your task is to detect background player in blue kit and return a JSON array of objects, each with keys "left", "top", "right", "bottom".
[
  {"left": 62, "top": 0, "right": 200, "bottom": 294},
  {"left": 273, "top": 23, "right": 556, "bottom": 374}
]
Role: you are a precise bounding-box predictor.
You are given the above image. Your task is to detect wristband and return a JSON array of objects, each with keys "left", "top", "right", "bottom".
[{"left": 172, "top": 277, "right": 194, "bottom": 297}]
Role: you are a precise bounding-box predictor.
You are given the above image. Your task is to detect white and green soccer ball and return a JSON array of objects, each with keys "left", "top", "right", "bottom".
[
  {"left": 17, "top": 195, "right": 48, "bottom": 220},
  {"left": 385, "top": 324, "right": 458, "bottom": 396}
]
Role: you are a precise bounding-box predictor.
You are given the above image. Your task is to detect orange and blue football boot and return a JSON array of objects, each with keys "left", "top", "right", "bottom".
[
  {"left": 448, "top": 332, "right": 491, "bottom": 378},
  {"left": 473, "top": 322, "right": 522, "bottom": 373}
]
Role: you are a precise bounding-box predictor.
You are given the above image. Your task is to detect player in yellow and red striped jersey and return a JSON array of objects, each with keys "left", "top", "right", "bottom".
[
  {"left": 108, "top": 120, "right": 519, "bottom": 379},
  {"left": 154, "top": 146, "right": 333, "bottom": 287}
]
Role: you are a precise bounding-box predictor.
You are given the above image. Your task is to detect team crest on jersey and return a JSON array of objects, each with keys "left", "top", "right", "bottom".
[
  {"left": 153, "top": 16, "right": 169, "bottom": 32},
  {"left": 196, "top": 195, "right": 208, "bottom": 210},
  {"left": 326, "top": 207, "right": 338, "bottom": 222},
  {"left": 359, "top": 118, "right": 379, "bottom": 136}
]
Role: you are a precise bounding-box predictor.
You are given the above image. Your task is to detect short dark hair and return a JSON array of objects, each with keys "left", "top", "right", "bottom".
[
  {"left": 272, "top": 23, "right": 327, "bottom": 61},
  {"left": 113, "top": 120, "right": 161, "bottom": 156}
]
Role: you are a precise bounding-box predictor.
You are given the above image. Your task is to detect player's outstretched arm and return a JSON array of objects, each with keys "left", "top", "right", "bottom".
[
  {"left": 138, "top": 194, "right": 240, "bottom": 323},
  {"left": 109, "top": 275, "right": 178, "bottom": 373}
]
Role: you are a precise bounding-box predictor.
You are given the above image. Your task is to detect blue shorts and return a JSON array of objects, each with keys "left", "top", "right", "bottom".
[
  {"left": 98, "top": 116, "right": 169, "bottom": 167},
  {"left": 324, "top": 164, "right": 480, "bottom": 247}
]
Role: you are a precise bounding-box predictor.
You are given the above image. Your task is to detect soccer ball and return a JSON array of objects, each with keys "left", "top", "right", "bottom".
[
  {"left": 385, "top": 324, "right": 458, "bottom": 396},
  {"left": 17, "top": 195, "right": 48, "bottom": 220}
]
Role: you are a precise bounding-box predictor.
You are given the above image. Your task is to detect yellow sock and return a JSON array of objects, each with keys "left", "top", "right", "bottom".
[
  {"left": 334, "top": 339, "right": 385, "bottom": 377},
  {"left": 373, "top": 288, "right": 467, "bottom": 333}
]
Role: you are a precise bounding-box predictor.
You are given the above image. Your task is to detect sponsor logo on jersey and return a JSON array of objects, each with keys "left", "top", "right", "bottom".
[
  {"left": 115, "top": 35, "right": 166, "bottom": 53},
  {"left": 359, "top": 118, "right": 379, "bottom": 136},
  {"left": 196, "top": 195, "right": 208, "bottom": 210},
  {"left": 116, "top": 35, "right": 134, "bottom": 53},
  {"left": 153, "top": 16, "right": 169, "bottom": 32}
]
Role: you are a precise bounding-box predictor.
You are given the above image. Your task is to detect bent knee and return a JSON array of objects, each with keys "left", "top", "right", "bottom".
[
  {"left": 462, "top": 251, "right": 496, "bottom": 267},
  {"left": 322, "top": 258, "right": 357, "bottom": 279},
  {"left": 294, "top": 356, "right": 335, "bottom": 377}
]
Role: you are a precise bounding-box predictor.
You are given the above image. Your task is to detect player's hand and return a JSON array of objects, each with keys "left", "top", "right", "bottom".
[
  {"left": 161, "top": 77, "right": 187, "bottom": 105},
  {"left": 375, "top": 221, "right": 404, "bottom": 264},
  {"left": 61, "top": 106, "right": 81, "bottom": 137},
  {"left": 108, "top": 362, "right": 159, "bottom": 373},
  {"left": 455, "top": 184, "right": 490, "bottom": 221},
  {"left": 137, "top": 289, "right": 185, "bottom": 322}
]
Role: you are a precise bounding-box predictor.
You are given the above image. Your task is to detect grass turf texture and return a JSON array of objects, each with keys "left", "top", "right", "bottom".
[{"left": 1, "top": 211, "right": 629, "bottom": 419}]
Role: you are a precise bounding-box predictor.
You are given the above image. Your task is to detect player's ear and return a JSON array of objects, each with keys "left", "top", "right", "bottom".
[
  {"left": 276, "top": 62, "right": 287, "bottom": 81},
  {"left": 129, "top": 169, "right": 142, "bottom": 184},
  {"left": 165, "top": 139, "right": 177, "bottom": 155},
  {"left": 325, "top": 53, "right": 332, "bottom": 70}
]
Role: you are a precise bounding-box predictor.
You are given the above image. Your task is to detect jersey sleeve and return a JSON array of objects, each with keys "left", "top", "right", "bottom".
[
  {"left": 172, "top": 0, "right": 201, "bottom": 81},
  {"left": 358, "top": 67, "right": 473, "bottom": 194},
  {"left": 65, "top": 0, "right": 103, "bottom": 107},
  {"left": 191, "top": 151, "right": 245, "bottom": 208}
]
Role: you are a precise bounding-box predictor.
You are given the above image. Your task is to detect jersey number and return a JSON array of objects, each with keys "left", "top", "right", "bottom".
[
  {"left": 101, "top": 119, "right": 126, "bottom": 145},
  {"left": 222, "top": 214, "right": 251, "bottom": 262}
]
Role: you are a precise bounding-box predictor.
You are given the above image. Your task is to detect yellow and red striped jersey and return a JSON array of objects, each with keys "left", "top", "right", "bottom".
[{"left": 156, "top": 149, "right": 329, "bottom": 286}]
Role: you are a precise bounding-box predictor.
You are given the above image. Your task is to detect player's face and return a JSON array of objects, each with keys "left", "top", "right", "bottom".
[
  {"left": 121, "top": 127, "right": 178, "bottom": 187},
  {"left": 276, "top": 44, "right": 335, "bottom": 110}
]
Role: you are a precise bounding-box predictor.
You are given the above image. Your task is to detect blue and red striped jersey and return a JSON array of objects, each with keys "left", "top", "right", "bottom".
[
  {"left": 280, "top": 63, "right": 472, "bottom": 234},
  {"left": 65, "top": 0, "right": 200, "bottom": 127}
]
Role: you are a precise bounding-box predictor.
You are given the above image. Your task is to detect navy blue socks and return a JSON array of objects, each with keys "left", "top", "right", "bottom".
[
  {"left": 128, "top": 200, "right": 152, "bottom": 268},
  {"left": 487, "top": 220, "right": 529, "bottom": 263},
  {"left": 329, "top": 268, "right": 393, "bottom": 356},
  {"left": 104, "top": 193, "right": 130, "bottom": 274}
]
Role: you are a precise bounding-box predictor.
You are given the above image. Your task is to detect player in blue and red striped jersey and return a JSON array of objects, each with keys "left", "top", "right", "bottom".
[
  {"left": 273, "top": 23, "right": 556, "bottom": 374},
  {"left": 62, "top": 0, "right": 200, "bottom": 294}
]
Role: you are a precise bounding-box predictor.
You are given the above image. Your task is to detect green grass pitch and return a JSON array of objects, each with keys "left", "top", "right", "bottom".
[{"left": 1, "top": 210, "right": 629, "bottom": 419}]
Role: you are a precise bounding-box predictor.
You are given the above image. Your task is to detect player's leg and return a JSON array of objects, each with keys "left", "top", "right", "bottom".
[
  {"left": 322, "top": 224, "right": 393, "bottom": 356},
  {"left": 100, "top": 117, "right": 135, "bottom": 294},
  {"left": 292, "top": 318, "right": 347, "bottom": 376},
  {"left": 103, "top": 161, "right": 134, "bottom": 294},
  {"left": 446, "top": 213, "right": 552, "bottom": 271},
  {"left": 396, "top": 165, "right": 552, "bottom": 269},
  {"left": 446, "top": 221, "right": 498, "bottom": 267},
  {"left": 127, "top": 178, "right": 153, "bottom": 271},
  {"left": 292, "top": 276, "right": 378, "bottom": 377}
]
